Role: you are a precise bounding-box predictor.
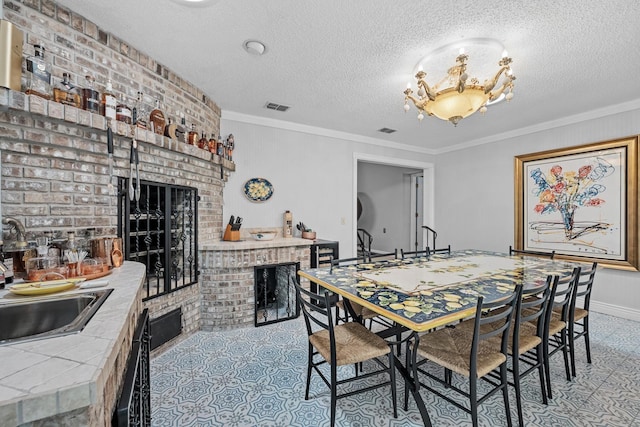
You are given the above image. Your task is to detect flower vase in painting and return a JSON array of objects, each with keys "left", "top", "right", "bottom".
[{"left": 530, "top": 161, "right": 613, "bottom": 240}]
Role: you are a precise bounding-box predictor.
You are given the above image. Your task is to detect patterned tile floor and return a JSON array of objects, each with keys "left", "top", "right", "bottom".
[{"left": 151, "top": 312, "right": 640, "bottom": 426}]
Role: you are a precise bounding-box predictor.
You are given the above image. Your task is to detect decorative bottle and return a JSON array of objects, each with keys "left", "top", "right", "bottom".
[
  {"left": 283, "top": 210, "right": 293, "bottom": 238},
  {"left": 197, "top": 131, "right": 208, "bottom": 149},
  {"left": 82, "top": 75, "right": 101, "bottom": 113},
  {"left": 53, "top": 72, "right": 82, "bottom": 107},
  {"left": 208, "top": 133, "right": 217, "bottom": 153},
  {"left": 187, "top": 124, "right": 198, "bottom": 145},
  {"left": 23, "top": 44, "right": 51, "bottom": 99},
  {"left": 101, "top": 79, "right": 117, "bottom": 121},
  {"left": 116, "top": 94, "right": 132, "bottom": 124},
  {"left": 133, "top": 91, "right": 148, "bottom": 129},
  {"left": 226, "top": 134, "right": 235, "bottom": 161},
  {"left": 149, "top": 99, "right": 166, "bottom": 135}
]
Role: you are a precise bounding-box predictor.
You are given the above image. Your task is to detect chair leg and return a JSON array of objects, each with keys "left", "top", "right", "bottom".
[
  {"left": 501, "top": 363, "right": 513, "bottom": 427},
  {"left": 388, "top": 351, "right": 398, "bottom": 418},
  {"left": 536, "top": 344, "right": 548, "bottom": 405},
  {"left": 543, "top": 339, "right": 553, "bottom": 399},
  {"left": 560, "top": 330, "right": 572, "bottom": 381},
  {"left": 305, "top": 344, "right": 313, "bottom": 400},
  {"left": 330, "top": 362, "right": 337, "bottom": 427},
  {"left": 569, "top": 320, "right": 577, "bottom": 378},
  {"left": 584, "top": 316, "right": 592, "bottom": 364},
  {"left": 470, "top": 375, "right": 479, "bottom": 427},
  {"left": 403, "top": 346, "right": 411, "bottom": 411},
  {"left": 512, "top": 354, "right": 524, "bottom": 427}
]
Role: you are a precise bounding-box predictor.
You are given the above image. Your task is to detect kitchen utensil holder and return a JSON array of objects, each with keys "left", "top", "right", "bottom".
[{"left": 223, "top": 224, "right": 240, "bottom": 241}]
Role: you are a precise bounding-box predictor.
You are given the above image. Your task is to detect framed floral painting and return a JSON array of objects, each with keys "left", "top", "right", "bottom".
[{"left": 514, "top": 136, "right": 638, "bottom": 271}]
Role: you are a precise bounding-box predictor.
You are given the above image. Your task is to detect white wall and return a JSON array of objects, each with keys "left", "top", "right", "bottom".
[
  {"left": 220, "top": 115, "right": 435, "bottom": 257},
  {"left": 435, "top": 107, "right": 640, "bottom": 320}
]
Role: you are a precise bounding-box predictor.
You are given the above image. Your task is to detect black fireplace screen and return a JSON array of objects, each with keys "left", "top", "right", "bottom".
[
  {"left": 254, "top": 262, "right": 300, "bottom": 326},
  {"left": 118, "top": 179, "right": 199, "bottom": 300}
]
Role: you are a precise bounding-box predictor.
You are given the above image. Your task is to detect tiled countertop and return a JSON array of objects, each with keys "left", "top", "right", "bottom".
[{"left": 0, "top": 261, "right": 145, "bottom": 426}]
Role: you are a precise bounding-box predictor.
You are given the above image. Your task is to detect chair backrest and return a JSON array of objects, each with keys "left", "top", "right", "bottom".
[
  {"left": 543, "top": 268, "right": 580, "bottom": 338},
  {"left": 329, "top": 255, "right": 368, "bottom": 273},
  {"left": 293, "top": 278, "right": 335, "bottom": 341},
  {"left": 509, "top": 245, "right": 555, "bottom": 260},
  {"left": 357, "top": 228, "right": 372, "bottom": 258},
  {"left": 515, "top": 276, "right": 553, "bottom": 345},
  {"left": 430, "top": 245, "right": 451, "bottom": 255},
  {"left": 400, "top": 247, "right": 430, "bottom": 259},
  {"left": 470, "top": 285, "right": 523, "bottom": 374},
  {"left": 368, "top": 249, "right": 398, "bottom": 262},
  {"left": 572, "top": 262, "right": 597, "bottom": 311}
]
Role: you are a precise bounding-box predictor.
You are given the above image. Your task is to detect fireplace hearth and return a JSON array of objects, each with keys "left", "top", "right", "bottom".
[{"left": 254, "top": 262, "right": 300, "bottom": 326}]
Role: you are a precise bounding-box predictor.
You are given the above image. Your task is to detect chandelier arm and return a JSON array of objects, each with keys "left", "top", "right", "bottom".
[
  {"left": 417, "top": 79, "right": 436, "bottom": 101},
  {"left": 484, "top": 65, "right": 512, "bottom": 94},
  {"left": 404, "top": 92, "right": 427, "bottom": 110}
]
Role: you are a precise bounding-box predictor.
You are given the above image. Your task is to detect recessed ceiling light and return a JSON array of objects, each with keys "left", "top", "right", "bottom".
[{"left": 243, "top": 40, "right": 266, "bottom": 56}]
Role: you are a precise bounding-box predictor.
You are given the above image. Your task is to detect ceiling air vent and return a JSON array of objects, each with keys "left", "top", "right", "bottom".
[
  {"left": 378, "top": 127, "right": 397, "bottom": 134},
  {"left": 265, "top": 102, "right": 290, "bottom": 112}
]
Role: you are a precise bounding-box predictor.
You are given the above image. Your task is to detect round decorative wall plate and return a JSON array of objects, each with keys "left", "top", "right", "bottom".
[{"left": 243, "top": 177, "right": 274, "bottom": 202}]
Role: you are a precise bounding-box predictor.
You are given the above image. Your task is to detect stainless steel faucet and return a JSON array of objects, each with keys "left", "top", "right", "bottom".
[{"left": 2, "top": 217, "right": 28, "bottom": 248}]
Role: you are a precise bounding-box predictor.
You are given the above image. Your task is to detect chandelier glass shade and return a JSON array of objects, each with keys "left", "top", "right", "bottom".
[{"left": 403, "top": 40, "right": 516, "bottom": 126}]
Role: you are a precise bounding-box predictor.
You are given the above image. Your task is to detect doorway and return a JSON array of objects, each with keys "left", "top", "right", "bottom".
[{"left": 353, "top": 153, "right": 434, "bottom": 257}]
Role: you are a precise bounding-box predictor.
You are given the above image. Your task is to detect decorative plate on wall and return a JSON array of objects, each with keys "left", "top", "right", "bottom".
[{"left": 243, "top": 177, "right": 274, "bottom": 202}]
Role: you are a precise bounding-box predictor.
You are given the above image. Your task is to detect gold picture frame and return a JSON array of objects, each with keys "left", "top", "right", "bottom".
[{"left": 515, "top": 136, "right": 639, "bottom": 271}]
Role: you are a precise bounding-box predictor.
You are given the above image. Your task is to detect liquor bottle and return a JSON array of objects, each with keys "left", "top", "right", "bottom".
[
  {"left": 197, "top": 131, "right": 208, "bottom": 149},
  {"left": 226, "top": 134, "right": 235, "bottom": 161},
  {"left": 82, "top": 75, "right": 101, "bottom": 113},
  {"left": 52, "top": 72, "right": 82, "bottom": 107},
  {"left": 116, "top": 94, "right": 132, "bottom": 124},
  {"left": 177, "top": 113, "right": 187, "bottom": 142},
  {"left": 23, "top": 44, "right": 52, "bottom": 99},
  {"left": 187, "top": 124, "right": 198, "bottom": 145},
  {"left": 133, "top": 91, "right": 148, "bottom": 130},
  {"left": 216, "top": 134, "right": 224, "bottom": 157},
  {"left": 208, "top": 133, "right": 217, "bottom": 153},
  {"left": 101, "top": 79, "right": 117, "bottom": 121},
  {"left": 149, "top": 99, "right": 166, "bottom": 135}
]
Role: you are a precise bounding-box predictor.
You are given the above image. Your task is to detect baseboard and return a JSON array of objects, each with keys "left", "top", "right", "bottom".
[{"left": 590, "top": 300, "right": 640, "bottom": 322}]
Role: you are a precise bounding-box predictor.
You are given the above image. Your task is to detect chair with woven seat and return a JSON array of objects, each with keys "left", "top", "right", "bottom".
[
  {"left": 541, "top": 267, "right": 580, "bottom": 398},
  {"left": 294, "top": 280, "right": 397, "bottom": 426},
  {"left": 406, "top": 285, "right": 522, "bottom": 427},
  {"left": 429, "top": 244, "right": 451, "bottom": 255},
  {"left": 558, "top": 262, "right": 597, "bottom": 377},
  {"left": 509, "top": 245, "right": 555, "bottom": 259},
  {"left": 330, "top": 255, "right": 375, "bottom": 325},
  {"left": 368, "top": 249, "right": 399, "bottom": 262}
]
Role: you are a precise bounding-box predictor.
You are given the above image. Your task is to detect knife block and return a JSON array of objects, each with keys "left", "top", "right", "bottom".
[{"left": 223, "top": 224, "right": 240, "bottom": 241}]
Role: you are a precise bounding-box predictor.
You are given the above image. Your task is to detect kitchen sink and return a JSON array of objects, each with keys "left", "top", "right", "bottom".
[{"left": 0, "top": 289, "right": 113, "bottom": 345}]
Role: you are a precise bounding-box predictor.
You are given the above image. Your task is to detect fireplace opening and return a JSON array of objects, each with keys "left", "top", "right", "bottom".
[{"left": 254, "top": 262, "right": 300, "bottom": 327}]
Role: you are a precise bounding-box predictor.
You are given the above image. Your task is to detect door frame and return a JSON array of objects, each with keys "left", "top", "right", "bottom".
[{"left": 353, "top": 153, "right": 435, "bottom": 257}]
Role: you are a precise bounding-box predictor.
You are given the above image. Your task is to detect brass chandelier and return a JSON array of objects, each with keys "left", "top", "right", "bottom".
[{"left": 403, "top": 43, "right": 516, "bottom": 126}]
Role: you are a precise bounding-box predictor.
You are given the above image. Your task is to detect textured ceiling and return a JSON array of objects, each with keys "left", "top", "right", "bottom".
[{"left": 54, "top": 0, "right": 640, "bottom": 153}]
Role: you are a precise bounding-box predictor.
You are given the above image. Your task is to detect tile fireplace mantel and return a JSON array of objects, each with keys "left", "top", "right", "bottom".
[{"left": 199, "top": 238, "right": 312, "bottom": 330}]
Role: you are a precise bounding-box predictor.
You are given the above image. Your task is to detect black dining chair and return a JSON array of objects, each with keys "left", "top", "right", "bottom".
[
  {"left": 540, "top": 267, "right": 580, "bottom": 398},
  {"left": 406, "top": 285, "right": 522, "bottom": 427},
  {"left": 429, "top": 244, "right": 451, "bottom": 255},
  {"left": 557, "top": 262, "right": 598, "bottom": 377},
  {"left": 368, "top": 249, "right": 399, "bottom": 262},
  {"left": 293, "top": 279, "right": 397, "bottom": 426},
  {"left": 509, "top": 245, "right": 555, "bottom": 259}
]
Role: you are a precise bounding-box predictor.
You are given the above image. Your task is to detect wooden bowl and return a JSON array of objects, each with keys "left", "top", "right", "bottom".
[{"left": 301, "top": 231, "right": 316, "bottom": 240}]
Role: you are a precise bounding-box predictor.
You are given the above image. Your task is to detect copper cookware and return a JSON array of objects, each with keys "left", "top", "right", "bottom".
[{"left": 90, "top": 237, "right": 123, "bottom": 268}]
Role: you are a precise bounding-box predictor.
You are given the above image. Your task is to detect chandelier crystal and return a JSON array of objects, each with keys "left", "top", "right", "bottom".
[{"left": 403, "top": 43, "right": 516, "bottom": 126}]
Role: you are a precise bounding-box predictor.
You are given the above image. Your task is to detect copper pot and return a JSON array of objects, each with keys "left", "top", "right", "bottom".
[{"left": 90, "top": 237, "right": 123, "bottom": 268}]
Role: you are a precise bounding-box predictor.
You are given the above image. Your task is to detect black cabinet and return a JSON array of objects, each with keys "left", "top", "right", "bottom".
[{"left": 309, "top": 240, "right": 339, "bottom": 305}]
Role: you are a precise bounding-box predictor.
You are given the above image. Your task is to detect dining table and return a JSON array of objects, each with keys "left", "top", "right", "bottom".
[{"left": 297, "top": 249, "right": 585, "bottom": 427}]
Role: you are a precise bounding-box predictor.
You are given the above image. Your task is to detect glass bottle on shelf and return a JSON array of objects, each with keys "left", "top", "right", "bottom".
[
  {"left": 82, "top": 75, "right": 101, "bottom": 113},
  {"left": 187, "top": 124, "right": 198, "bottom": 145},
  {"left": 52, "top": 72, "right": 82, "bottom": 108},
  {"left": 133, "top": 91, "right": 148, "bottom": 130},
  {"left": 101, "top": 79, "right": 117, "bottom": 121},
  {"left": 23, "top": 44, "right": 52, "bottom": 99},
  {"left": 216, "top": 134, "right": 224, "bottom": 157},
  {"left": 178, "top": 113, "right": 187, "bottom": 142},
  {"left": 116, "top": 94, "right": 133, "bottom": 124},
  {"left": 197, "top": 131, "right": 208, "bottom": 149},
  {"left": 208, "top": 133, "right": 217, "bottom": 153},
  {"left": 149, "top": 99, "right": 166, "bottom": 135}
]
